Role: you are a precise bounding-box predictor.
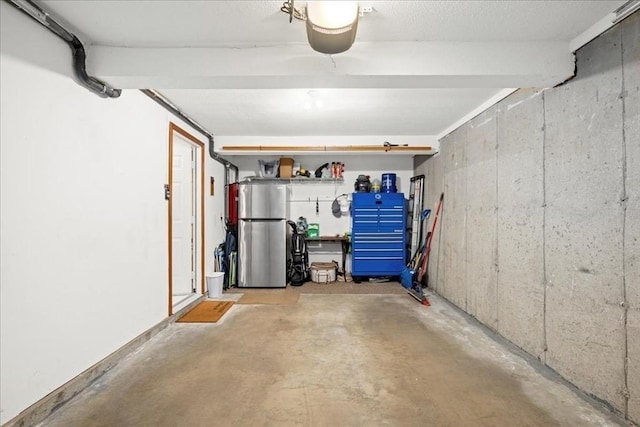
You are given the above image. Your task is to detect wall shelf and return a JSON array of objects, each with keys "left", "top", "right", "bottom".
[
  {"left": 220, "top": 145, "right": 435, "bottom": 156},
  {"left": 289, "top": 177, "right": 344, "bottom": 183},
  {"left": 241, "top": 177, "right": 344, "bottom": 183}
]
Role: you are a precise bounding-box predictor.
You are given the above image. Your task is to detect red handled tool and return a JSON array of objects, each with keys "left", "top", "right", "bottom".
[{"left": 417, "top": 192, "right": 444, "bottom": 284}]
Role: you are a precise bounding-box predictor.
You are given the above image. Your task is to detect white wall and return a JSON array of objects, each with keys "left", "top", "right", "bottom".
[
  {"left": 231, "top": 154, "right": 414, "bottom": 264},
  {"left": 204, "top": 144, "right": 229, "bottom": 275},
  {"left": 0, "top": 4, "right": 226, "bottom": 423}
]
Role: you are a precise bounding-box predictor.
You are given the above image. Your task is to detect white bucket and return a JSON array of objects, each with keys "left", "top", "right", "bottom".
[
  {"left": 206, "top": 272, "right": 224, "bottom": 298},
  {"left": 339, "top": 198, "right": 350, "bottom": 215},
  {"left": 310, "top": 262, "right": 337, "bottom": 283}
]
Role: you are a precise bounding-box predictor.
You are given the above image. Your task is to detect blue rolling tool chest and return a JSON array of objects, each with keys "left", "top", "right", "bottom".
[{"left": 351, "top": 192, "right": 406, "bottom": 279}]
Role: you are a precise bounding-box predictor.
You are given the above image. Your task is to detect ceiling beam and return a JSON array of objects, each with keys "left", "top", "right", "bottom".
[{"left": 87, "top": 41, "right": 574, "bottom": 90}]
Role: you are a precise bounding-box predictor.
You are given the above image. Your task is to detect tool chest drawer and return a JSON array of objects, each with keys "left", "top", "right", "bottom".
[
  {"left": 352, "top": 249, "right": 404, "bottom": 259},
  {"left": 352, "top": 236, "right": 404, "bottom": 250},
  {"left": 352, "top": 259, "right": 404, "bottom": 275},
  {"left": 351, "top": 192, "right": 407, "bottom": 277},
  {"left": 352, "top": 192, "right": 404, "bottom": 208}
]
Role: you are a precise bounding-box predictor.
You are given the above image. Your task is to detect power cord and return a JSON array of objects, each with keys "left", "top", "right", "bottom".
[{"left": 280, "top": 0, "right": 306, "bottom": 22}]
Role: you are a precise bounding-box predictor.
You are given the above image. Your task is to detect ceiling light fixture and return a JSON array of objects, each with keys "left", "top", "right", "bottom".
[
  {"left": 305, "top": 1, "right": 359, "bottom": 54},
  {"left": 281, "top": 1, "right": 361, "bottom": 54}
]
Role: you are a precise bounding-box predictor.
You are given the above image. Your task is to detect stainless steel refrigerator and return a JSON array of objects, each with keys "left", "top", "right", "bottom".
[{"left": 237, "top": 181, "right": 289, "bottom": 287}]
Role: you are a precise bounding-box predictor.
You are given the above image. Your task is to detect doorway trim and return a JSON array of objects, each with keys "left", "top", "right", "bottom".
[{"left": 168, "top": 122, "right": 205, "bottom": 316}]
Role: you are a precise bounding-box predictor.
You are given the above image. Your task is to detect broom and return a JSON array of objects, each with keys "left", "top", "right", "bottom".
[
  {"left": 417, "top": 192, "right": 444, "bottom": 283},
  {"left": 405, "top": 192, "right": 444, "bottom": 305},
  {"left": 400, "top": 209, "right": 430, "bottom": 289}
]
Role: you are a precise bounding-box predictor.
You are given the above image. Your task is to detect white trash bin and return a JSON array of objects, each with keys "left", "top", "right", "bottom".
[{"left": 206, "top": 272, "right": 224, "bottom": 298}]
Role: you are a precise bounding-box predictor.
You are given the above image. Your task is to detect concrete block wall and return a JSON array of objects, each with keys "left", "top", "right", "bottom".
[
  {"left": 466, "top": 110, "right": 499, "bottom": 329},
  {"left": 623, "top": 10, "right": 640, "bottom": 420},
  {"left": 420, "top": 13, "right": 639, "bottom": 423},
  {"left": 544, "top": 24, "right": 626, "bottom": 412},
  {"left": 496, "top": 89, "right": 546, "bottom": 360},
  {"left": 442, "top": 127, "right": 468, "bottom": 309}
]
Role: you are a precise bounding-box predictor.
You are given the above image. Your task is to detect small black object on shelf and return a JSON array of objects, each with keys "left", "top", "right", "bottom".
[
  {"left": 354, "top": 175, "right": 371, "bottom": 192},
  {"left": 314, "top": 162, "right": 329, "bottom": 178}
]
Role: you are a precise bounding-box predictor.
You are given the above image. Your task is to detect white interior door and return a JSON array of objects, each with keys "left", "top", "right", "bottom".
[{"left": 172, "top": 135, "right": 197, "bottom": 304}]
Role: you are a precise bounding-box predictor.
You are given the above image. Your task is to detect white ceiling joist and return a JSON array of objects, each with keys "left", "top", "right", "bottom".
[{"left": 87, "top": 41, "right": 575, "bottom": 90}]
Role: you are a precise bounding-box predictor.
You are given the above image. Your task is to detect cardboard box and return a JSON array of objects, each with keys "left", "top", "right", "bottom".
[{"left": 279, "top": 157, "right": 294, "bottom": 178}]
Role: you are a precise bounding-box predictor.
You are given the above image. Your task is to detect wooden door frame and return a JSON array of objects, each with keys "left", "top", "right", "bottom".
[{"left": 168, "top": 122, "right": 206, "bottom": 316}]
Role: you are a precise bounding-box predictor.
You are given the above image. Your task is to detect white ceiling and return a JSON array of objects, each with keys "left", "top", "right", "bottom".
[
  {"left": 159, "top": 88, "right": 501, "bottom": 136},
  {"left": 38, "top": 0, "right": 625, "bottom": 140},
  {"left": 43, "top": 1, "right": 621, "bottom": 46}
]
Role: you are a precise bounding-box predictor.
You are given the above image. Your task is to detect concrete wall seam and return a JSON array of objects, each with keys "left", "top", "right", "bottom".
[
  {"left": 542, "top": 90, "right": 549, "bottom": 363},
  {"left": 620, "top": 12, "right": 639, "bottom": 422},
  {"left": 619, "top": 21, "right": 630, "bottom": 417},
  {"left": 495, "top": 108, "right": 501, "bottom": 333}
]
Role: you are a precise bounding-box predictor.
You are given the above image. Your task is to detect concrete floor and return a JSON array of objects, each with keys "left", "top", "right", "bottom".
[{"left": 43, "top": 288, "right": 624, "bottom": 426}]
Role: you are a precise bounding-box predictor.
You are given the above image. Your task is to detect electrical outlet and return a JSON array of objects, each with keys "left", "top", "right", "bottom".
[{"left": 360, "top": 5, "right": 373, "bottom": 14}]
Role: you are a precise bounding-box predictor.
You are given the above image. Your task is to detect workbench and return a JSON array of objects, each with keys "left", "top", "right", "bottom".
[{"left": 305, "top": 236, "right": 350, "bottom": 276}]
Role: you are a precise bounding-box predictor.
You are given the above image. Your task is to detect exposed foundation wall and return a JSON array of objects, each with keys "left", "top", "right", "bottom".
[
  {"left": 417, "top": 13, "right": 639, "bottom": 423},
  {"left": 623, "top": 11, "right": 640, "bottom": 422}
]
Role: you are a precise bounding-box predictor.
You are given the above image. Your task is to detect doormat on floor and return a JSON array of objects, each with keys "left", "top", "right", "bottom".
[
  {"left": 176, "top": 301, "right": 234, "bottom": 323},
  {"left": 237, "top": 291, "right": 300, "bottom": 305}
]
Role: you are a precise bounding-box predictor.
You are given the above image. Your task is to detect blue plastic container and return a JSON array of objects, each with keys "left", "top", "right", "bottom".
[{"left": 381, "top": 173, "right": 397, "bottom": 193}]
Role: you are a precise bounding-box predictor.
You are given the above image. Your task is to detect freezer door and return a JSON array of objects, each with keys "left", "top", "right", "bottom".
[
  {"left": 239, "top": 182, "right": 288, "bottom": 219},
  {"left": 238, "top": 219, "right": 287, "bottom": 287}
]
